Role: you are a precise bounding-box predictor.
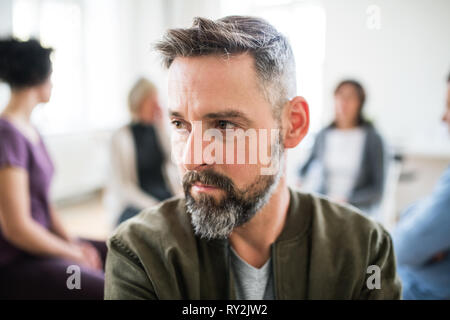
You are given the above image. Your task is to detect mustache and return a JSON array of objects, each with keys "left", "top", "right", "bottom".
[{"left": 182, "top": 170, "right": 236, "bottom": 194}]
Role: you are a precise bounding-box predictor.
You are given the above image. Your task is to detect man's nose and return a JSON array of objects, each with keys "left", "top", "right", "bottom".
[{"left": 182, "top": 123, "right": 210, "bottom": 171}]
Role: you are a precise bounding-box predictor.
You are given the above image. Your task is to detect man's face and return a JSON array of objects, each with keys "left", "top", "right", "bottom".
[{"left": 168, "top": 54, "right": 284, "bottom": 239}]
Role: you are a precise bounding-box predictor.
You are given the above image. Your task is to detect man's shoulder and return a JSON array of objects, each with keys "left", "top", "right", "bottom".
[
  {"left": 292, "top": 189, "right": 389, "bottom": 244},
  {"left": 291, "top": 190, "right": 401, "bottom": 299},
  {"left": 292, "top": 189, "right": 393, "bottom": 272},
  {"left": 108, "top": 196, "right": 190, "bottom": 255}
]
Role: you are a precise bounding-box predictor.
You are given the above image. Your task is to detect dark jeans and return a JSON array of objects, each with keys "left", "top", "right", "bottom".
[{"left": 0, "top": 239, "right": 107, "bottom": 300}]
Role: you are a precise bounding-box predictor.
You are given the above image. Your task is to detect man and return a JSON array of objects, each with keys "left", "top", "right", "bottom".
[
  {"left": 105, "top": 16, "right": 401, "bottom": 299},
  {"left": 392, "top": 73, "right": 450, "bottom": 300}
]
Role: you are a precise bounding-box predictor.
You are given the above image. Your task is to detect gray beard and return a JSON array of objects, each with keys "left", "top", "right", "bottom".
[{"left": 184, "top": 142, "right": 284, "bottom": 240}]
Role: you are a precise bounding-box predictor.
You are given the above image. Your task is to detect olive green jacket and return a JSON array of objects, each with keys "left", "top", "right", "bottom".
[{"left": 105, "top": 188, "right": 402, "bottom": 299}]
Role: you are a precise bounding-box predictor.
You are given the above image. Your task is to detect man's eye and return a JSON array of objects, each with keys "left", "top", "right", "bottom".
[
  {"left": 171, "top": 120, "right": 184, "bottom": 129},
  {"left": 217, "top": 120, "right": 236, "bottom": 130}
]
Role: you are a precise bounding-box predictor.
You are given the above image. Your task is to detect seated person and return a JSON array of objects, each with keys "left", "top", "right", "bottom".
[
  {"left": 0, "top": 38, "right": 106, "bottom": 299},
  {"left": 392, "top": 73, "right": 450, "bottom": 300},
  {"left": 298, "top": 80, "right": 385, "bottom": 214},
  {"left": 104, "top": 78, "right": 180, "bottom": 226},
  {"left": 104, "top": 16, "right": 401, "bottom": 300}
]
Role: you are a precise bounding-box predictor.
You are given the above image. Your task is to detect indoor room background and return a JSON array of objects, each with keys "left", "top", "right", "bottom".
[{"left": 0, "top": 0, "right": 449, "bottom": 239}]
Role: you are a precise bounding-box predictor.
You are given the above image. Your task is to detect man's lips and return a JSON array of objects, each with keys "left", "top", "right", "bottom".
[{"left": 191, "top": 182, "right": 220, "bottom": 192}]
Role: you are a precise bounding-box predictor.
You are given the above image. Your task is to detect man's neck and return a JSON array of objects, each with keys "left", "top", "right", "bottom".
[{"left": 229, "top": 178, "right": 291, "bottom": 268}]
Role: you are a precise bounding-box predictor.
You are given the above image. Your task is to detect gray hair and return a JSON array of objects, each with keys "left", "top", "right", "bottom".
[{"left": 155, "top": 16, "right": 296, "bottom": 118}]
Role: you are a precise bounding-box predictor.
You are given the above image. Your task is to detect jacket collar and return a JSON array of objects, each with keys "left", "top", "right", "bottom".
[
  {"left": 202, "top": 187, "right": 312, "bottom": 299},
  {"left": 275, "top": 187, "right": 311, "bottom": 243},
  {"left": 271, "top": 188, "right": 312, "bottom": 299}
]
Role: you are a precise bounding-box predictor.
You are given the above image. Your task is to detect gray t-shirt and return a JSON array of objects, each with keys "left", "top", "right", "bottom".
[{"left": 230, "top": 246, "right": 275, "bottom": 300}]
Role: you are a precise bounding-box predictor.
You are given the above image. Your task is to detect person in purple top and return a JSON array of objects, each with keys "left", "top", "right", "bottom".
[{"left": 0, "top": 38, "right": 106, "bottom": 299}]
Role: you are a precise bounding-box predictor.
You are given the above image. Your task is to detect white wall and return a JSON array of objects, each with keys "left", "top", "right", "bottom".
[
  {"left": 0, "top": 0, "right": 12, "bottom": 36},
  {"left": 322, "top": 0, "right": 450, "bottom": 156},
  {"left": 45, "top": 131, "right": 112, "bottom": 200}
]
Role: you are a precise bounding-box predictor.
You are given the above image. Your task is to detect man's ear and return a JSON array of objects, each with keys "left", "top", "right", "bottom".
[{"left": 283, "top": 96, "right": 309, "bottom": 149}]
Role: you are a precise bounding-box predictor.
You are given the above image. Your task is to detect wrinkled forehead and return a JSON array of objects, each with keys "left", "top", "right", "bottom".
[{"left": 167, "top": 54, "right": 265, "bottom": 114}]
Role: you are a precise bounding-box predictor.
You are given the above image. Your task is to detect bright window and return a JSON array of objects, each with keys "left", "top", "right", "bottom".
[{"left": 12, "top": 0, "right": 127, "bottom": 135}]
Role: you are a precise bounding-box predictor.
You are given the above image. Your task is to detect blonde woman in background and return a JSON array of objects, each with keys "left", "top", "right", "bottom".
[{"left": 105, "top": 78, "right": 180, "bottom": 228}]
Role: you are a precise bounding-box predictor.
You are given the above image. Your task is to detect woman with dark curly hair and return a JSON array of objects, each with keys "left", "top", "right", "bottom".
[{"left": 0, "top": 38, "right": 106, "bottom": 299}]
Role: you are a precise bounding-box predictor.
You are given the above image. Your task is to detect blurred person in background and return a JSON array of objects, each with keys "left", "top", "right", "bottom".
[
  {"left": 298, "top": 80, "right": 385, "bottom": 214},
  {"left": 104, "top": 77, "right": 180, "bottom": 227},
  {"left": 0, "top": 38, "right": 106, "bottom": 299},
  {"left": 392, "top": 72, "right": 450, "bottom": 300}
]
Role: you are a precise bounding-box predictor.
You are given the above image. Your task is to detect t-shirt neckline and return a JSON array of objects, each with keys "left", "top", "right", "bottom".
[{"left": 0, "top": 117, "right": 43, "bottom": 147}]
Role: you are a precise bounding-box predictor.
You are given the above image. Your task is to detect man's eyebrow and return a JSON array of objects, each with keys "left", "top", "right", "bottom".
[
  {"left": 169, "top": 109, "right": 253, "bottom": 125},
  {"left": 203, "top": 110, "right": 253, "bottom": 124},
  {"left": 169, "top": 110, "right": 184, "bottom": 118}
]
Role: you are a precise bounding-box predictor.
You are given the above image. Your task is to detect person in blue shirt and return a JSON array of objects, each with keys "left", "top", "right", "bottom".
[{"left": 392, "top": 73, "right": 450, "bottom": 300}]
